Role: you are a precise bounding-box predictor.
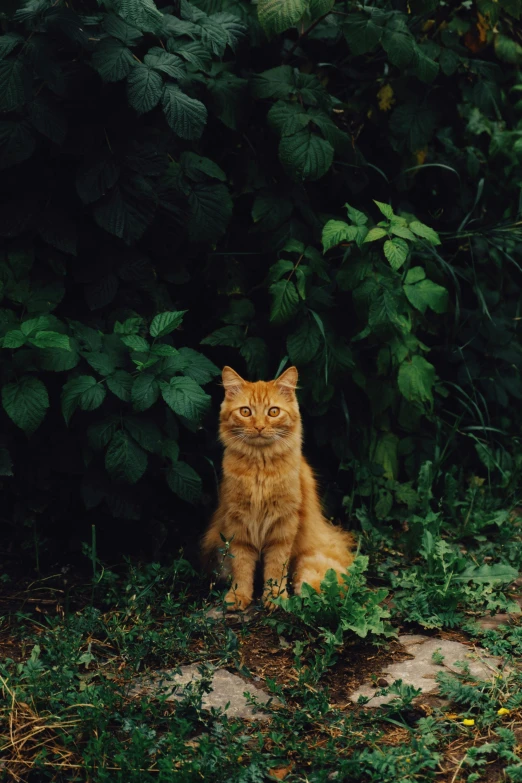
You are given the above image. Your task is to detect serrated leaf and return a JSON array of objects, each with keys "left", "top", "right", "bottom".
[
  {"left": 121, "top": 335, "right": 149, "bottom": 352},
  {"left": 363, "top": 227, "right": 388, "bottom": 243},
  {"left": 409, "top": 221, "right": 441, "bottom": 245},
  {"left": 162, "top": 84, "right": 207, "bottom": 140},
  {"left": 167, "top": 460, "right": 202, "bottom": 503},
  {"left": 76, "top": 157, "right": 120, "bottom": 205},
  {"left": 0, "top": 59, "right": 26, "bottom": 113},
  {"left": 390, "top": 224, "right": 416, "bottom": 241},
  {"left": 383, "top": 238, "right": 409, "bottom": 270},
  {"left": 382, "top": 19, "right": 416, "bottom": 68},
  {"left": 268, "top": 259, "right": 294, "bottom": 283},
  {"left": 2, "top": 376, "right": 49, "bottom": 434},
  {"left": 116, "top": 0, "right": 163, "bottom": 33},
  {"left": 0, "top": 33, "right": 23, "bottom": 59},
  {"left": 103, "top": 14, "right": 142, "bottom": 46},
  {"left": 279, "top": 129, "right": 334, "bottom": 182},
  {"left": 287, "top": 317, "right": 320, "bottom": 364},
  {"left": 251, "top": 66, "right": 294, "bottom": 100},
  {"left": 398, "top": 355, "right": 435, "bottom": 403},
  {"left": 374, "top": 200, "right": 394, "bottom": 220},
  {"left": 405, "top": 266, "right": 426, "bottom": 284},
  {"left": 123, "top": 416, "right": 161, "bottom": 452},
  {"left": 105, "top": 430, "right": 147, "bottom": 484},
  {"left": 131, "top": 373, "right": 159, "bottom": 411},
  {"left": 181, "top": 152, "right": 226, "bottom": 182},
  {"left": 21, "top": 317, "right": 52, "bottom": 336},
  {"left": 114, "top": 317, "right": 143, "bottom": 336},
  {"left": 150, "top": 344, "right": 179, "bottom": 357},
  {"left": 0, "top": 120, "right": 35, "bottom": 171},
  {"left": 107, "top": 370, "right": 133, "bottom": 401},
  {"left": 404, "top": 278, "right": 448, "bottom": 314},
  {"left": 345, "top": 203, "right": 368, "bottom": 226},
  {"left": 178, "top": 347, "right": 220, "bottom": 385},
  {"left": 453, "top": 564, "right": 519, "bottom": 584},
  {"left": 343, "top": 12, "right": 384, "bottom": 56},
  {"left": 92, "top": 38, "right": 135, "bottom": 82},
  {"left": 29, "top": 331, "right": 71, "bottom": 351},
  {"left": 309, "top": 0, "right": 335, "bottom": 16},
  {"left": 267, "top": 101, "right": 310, "bottom": 136},
  {"left": 200, "top": 325, "right": 244, "bottom": 347},
  {"left": 144, "top": 47, "right": 185, "bottom": 78},
  {"left": 161, "top": 376, "right": 210, "bottom": 422},
  {"left": 322, "top": 220, "right": 358, "bottom": 251},
  {"left": 84, "top": 352, "right": 116, "bottom": 377},
  {"left": 127, "top": 64, "right": 163, "bottom": 114},
  {"left": 3, "top": 330, "right": 25, "bottom": 348},
  {"left": 61, "top": 376, "right": 106, "bottom": 424},
  {"left": 88, "top": 417, "right": 118, "bottom": 450},
  {"left": 187, "top": 183, "right": 233, "bottom": 243},
  {"left": 269, "top": 280, "right": 300, "bottom": 324},
  {"left": 258, "top": 0, "right": 307, "bottom": 36},
  {"left": 150, "top": 310, "right": 186, "bottom": 338}
]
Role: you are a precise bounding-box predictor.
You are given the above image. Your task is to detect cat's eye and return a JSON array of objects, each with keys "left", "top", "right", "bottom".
[
  {"left": 239, "top": 407, "right": 251, "bottom": 417},
  {"left": 268, "top": 407, "right": 280, "bottom": 417}
]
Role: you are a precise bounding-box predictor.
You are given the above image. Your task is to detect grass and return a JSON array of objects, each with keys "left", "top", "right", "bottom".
[{"left": 1, "top": 491, "right": 522, "bottom": 782}]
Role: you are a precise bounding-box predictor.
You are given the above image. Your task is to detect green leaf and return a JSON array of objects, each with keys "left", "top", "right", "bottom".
[
  {"left": 363, "top": 227, "right": 388, "bottom": 243},
  {"left": 268, "top": 101, "right": 310, "bottom": 136},
  {"left": 2, "top": 376, "right": 49, "bottom": 434},
  {"left": 287, "top": 317, "right": 321, "bottom": 364},
  {"left": 178, "top": 347, "right": 220, "bottom": 385},
  {"left": 167, "top": 460, "right": 202, "bottom": 503},
  {"left": 251, "top": 66, "right": 294, "bottom": 100},
  {"left": 405, "top": 267, "right": 426, "bottom": 285},
  {"left": 279, "top": 129, "right": 334, "bottom": 182},
  {"left": 84, "top": 352, "right": 116, "bottom": 377},
  {"left": 0, "top": 33, "right": 23, "bottom": 59},
  {"left": 309, "top": 0, "right": 335, "bottom": 16},
  {"left": 201, "top": 326, "right": 244, "bottom": 348},
  {"left": 131, "top": 373, "right": 159, "bottom": 411},
  {"left": 88, "top": 417, "right": 118, "bottom": 450},
  {"left": 107, "top": 370, "right": 133, "bottom": 402},
  {"left": 268, "top": 259, "right": 294, "bottom": 283},
  {"left": 103, "top": 14, "right": 142, "bottom": 46},
  {"left": 92, "top": 38, "right": 135, "bottom": 82},
  {"left": 0, "top": 120, "right": 35, "bottom": 171},
  {"left": 187, "top": 183, "right": 233, "bottom": 243},
  {"left": 389, "top": 102, "right": 436, "bottom": 152},
  {"left": 105, "top": 431, "right": 147, "bottom": 484},
  {"left": 115, "top": 0, "right": 163, "bottom": 33},
  {"left": 29, "top": 331, "right": 71, "bottom": 351},
  {"left": 404, "top": 278, "right": 449, "bottom": 314},
  {"left": 114, "top": 317, "right": 143, "bottom": 336},
  {"left": 161, "top": 377, "right": 211, "bottom": 422},
  {"left": 382, "top": 19, "right": 416, "bottom": 68},
  {"left": 345, "top": 203, "right": 368, "bottom": 226},
  {"left": 162, "top": 84, "right": 207, "bottom": 140},
  {"left": 453, "top": 564, "right": 519, "bottom": 584},
  {"left": 150, "top": 310, "right": 186, "bottom": 338},
  {"left": 322, "top": 220, "right": 358, "bottom": 251},
  {"left": 0, "top": 60, "right": 25, "bottom": 113},
  {"left": 124, "top": 417, "right": 161, "bottom": 452},
  {"left": 398, "top": 356, "right": 435, "bottom": 403},
  {"left": 373, "top": 201, "right": 394, "bottom": 220},
  {"left": 409, "top": 221, "right": 441, "bottom": 245},
  {"left": 383, "top": 238, "right": 409, "bottom": 270},
  {"left": 269, "top": 280, "right": 300, "bottom": 324},
  {"left": 343, "top": 12, "right": 384, "bottom": 56},
  {"left": 2, "top": 330, "right": 25, "bottom": 348},
  {"left": 0, "top": 446, "right": 13, "bottom": 476},
  {"left": 258, "top": 0, "right": 307, "bottom": 36},
  {"left": 127, "top": 64, "right": 163, "bottom": 114},
  {"left": 181, "top": 152, "right": 226, "bottom": 182},
  {"left": 144, "top": 47, "right": 185, "bottom": 78},
  {"left": 121, "top": 335, "right": 149, "bottom": 352},
  {"left": 390, "top": 224, "right": 416, "bottom": 241},
  {"left": 61, "top": 376, "right": 106, "bottom": 424}
]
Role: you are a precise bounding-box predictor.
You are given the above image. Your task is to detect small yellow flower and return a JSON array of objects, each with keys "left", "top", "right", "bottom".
[
  {"left": 498, "top": 708, "right": 510, "bottom": 716},
  {"left": 446, "top": 713, "right": 459, "bottom": 720},
  {"left": 377, "top": 84, "right": 395, "bottom": 112},
  {"left": 462, "top": 719, "right": 475, "bottom": 726}
]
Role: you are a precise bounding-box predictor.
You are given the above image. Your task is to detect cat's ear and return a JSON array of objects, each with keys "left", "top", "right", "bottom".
[
  {"left": 222, "top": 366, "right": 245, "bottom": 398},
  {"left": 275, "top": 366, "right": 298, "bottom": 398}
]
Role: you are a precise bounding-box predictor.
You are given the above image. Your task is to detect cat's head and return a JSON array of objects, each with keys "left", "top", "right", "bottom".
[{"left": 219, "top": 366, "right": 301, "bottom": 454}]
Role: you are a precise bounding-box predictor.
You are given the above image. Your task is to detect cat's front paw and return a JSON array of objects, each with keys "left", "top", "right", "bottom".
[{"left": 224, "top": 589, "right": 252, "bottom": 611}]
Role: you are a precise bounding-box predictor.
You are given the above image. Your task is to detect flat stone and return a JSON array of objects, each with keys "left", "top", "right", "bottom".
[
  {"left": 130, "top": 664, "right": 273, "bottom": 720},
  {"left": 350, "top": 634, "right": 504, "bottom": 708}
]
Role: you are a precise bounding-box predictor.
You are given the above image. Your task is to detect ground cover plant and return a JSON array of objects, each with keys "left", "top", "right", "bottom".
[{"left": 1, "top": 0, "right": 522, "bottom": 779}]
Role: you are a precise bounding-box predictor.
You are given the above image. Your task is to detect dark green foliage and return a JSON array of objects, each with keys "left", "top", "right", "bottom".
[{"left": 1, "top": 0, "right": 522, "bottom": 558}]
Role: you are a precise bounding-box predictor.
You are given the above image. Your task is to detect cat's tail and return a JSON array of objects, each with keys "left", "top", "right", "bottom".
[{"left": 292, "top": 521, "right": 355, "bottom": 595}]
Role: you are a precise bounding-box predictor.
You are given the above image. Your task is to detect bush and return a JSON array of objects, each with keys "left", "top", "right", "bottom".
[{"left": 1, "top": 0, "right": 522, "bottom": 556}]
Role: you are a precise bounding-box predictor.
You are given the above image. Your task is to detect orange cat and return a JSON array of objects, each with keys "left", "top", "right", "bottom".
[{"left": 201, "top": 366, "right": 355, "bottom": 610}]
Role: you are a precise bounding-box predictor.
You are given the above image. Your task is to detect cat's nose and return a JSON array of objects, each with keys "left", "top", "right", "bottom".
[{"left": 254, "top": 425, "right": 265, "bottom": 432}]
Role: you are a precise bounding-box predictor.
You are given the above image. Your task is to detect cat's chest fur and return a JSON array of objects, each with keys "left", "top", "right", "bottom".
[{"left": 223, "top": 453, "right": 301, "bottom": 533}]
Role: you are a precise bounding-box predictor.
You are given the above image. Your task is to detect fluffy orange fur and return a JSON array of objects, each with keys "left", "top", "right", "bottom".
[{"left": 201, "top": 366, "right": 355, "bottom": 610}]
